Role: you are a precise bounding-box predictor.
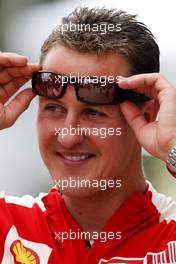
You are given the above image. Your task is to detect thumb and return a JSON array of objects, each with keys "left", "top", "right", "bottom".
[
  {"left": 2, "top": 88, "right": 36, "bottom": 129},
  {"left": 120, "top": 101, "right": 148, "bottom": 139}
]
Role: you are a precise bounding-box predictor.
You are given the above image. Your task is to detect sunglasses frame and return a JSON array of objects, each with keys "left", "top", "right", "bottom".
[{"left": 32, "top": 71, "right": 150, "bottom": 105}]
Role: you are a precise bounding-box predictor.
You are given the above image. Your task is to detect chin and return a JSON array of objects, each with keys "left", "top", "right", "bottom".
[{"left": 50, "top": 169, "right": 104, "bottom": 198}]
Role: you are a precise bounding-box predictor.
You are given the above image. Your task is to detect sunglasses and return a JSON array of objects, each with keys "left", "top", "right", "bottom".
[{"left": 31, "top": 71, "right": 150, "bottom": 105}]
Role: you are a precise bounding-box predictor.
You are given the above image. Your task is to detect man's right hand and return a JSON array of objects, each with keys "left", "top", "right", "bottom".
[{"left": 0, "top": 52, "right": 40, "bottom": 129}]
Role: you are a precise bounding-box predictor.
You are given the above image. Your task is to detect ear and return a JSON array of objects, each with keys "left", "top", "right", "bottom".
[{"left": 141, "top": 99, "right": 159, "bottom": 123}]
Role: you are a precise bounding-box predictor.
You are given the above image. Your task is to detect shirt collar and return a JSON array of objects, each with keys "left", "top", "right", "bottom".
[{"left": 42, "top": 181, "right": 158, "bottom": 235}]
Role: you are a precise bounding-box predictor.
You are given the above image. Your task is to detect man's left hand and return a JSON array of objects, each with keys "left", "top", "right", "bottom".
[{"left": 119, "top": 73, "right": 176, "bottom": 161}]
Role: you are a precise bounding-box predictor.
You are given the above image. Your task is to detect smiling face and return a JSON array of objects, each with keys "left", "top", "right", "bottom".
[{"left": 37, "top": 45, "right": 141, "bottom": 197}]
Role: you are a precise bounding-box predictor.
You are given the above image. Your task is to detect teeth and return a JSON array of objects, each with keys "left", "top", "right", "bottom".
[{"left": 63, "top": 155, "right": 89, "bottom": 161}]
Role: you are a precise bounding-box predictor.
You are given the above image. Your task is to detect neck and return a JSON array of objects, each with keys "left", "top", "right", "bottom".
[{"left": 63, "top": 160, "right": 147, "bottom": 235}]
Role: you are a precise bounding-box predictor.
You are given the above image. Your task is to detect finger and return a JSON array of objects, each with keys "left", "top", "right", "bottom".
[
  {"left": 1, "top": 88, "right": 36, "bottom": 129},
  {"left": 0, "top": 102, "right": 5, "bottom": 128},
  {"left": 0, "top": 63, "right": 40, "bottom": 85},
  {"left": 120, "top": 100, "right": 148, "bottom": 140},
  {"left": 0, "top": 76, "right": 31, "bottom": 104},
  {"left": 0, "top": 52, "right": 28, "bottom": 67},
  {"left": 118, "top": 73, "right": 173, "bottom": 100},
  {"left": 120, "top": 100, "right": 159, "bottom": 156}
]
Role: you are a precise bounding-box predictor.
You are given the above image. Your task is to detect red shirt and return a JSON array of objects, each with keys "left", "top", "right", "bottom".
[{"left": 1, "top": 181, "right": 176, "bottom": 264}]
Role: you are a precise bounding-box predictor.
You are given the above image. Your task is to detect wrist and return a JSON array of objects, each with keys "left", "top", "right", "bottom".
[{"left": 166, "top": 145, "right": 176, "bottom": 177}]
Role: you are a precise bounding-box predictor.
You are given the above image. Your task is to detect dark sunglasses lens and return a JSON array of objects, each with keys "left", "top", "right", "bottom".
[
  {"left": 32, "top": 72, "right": 63, "bottom": 98},
  {"left": 77, "top": 83, "right": 117, "bottom": 104}
]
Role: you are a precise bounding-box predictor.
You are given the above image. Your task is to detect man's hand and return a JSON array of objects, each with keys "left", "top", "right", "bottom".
[
  {"left": 0, "top": 52, "right": 40, "bottom": 129},
  {"left": 119, "top": 73, "right": 176, "bottom": 161}
]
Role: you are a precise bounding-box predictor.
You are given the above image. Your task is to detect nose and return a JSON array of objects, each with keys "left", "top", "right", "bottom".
[
  {"left": 56, "top": 114, "right": 85, "bottom": 149},
  {"left": 56, "top": 85, "right": 85, "bottom": 149}
]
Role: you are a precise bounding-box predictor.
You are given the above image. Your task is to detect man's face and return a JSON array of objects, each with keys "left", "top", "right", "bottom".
[{"left": 37, "top": 45, "right": 139, "bottom": 197}]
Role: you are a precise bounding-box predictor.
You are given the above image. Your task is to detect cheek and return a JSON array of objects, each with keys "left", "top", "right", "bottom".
[
  {"left": 97, "top": 126, "right": 136, "bottom": 164},
  {"left": 37, "top": 117, "right": 56, "bottom": 157}
]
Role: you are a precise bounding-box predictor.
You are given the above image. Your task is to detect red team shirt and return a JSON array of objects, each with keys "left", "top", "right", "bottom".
[{"left": 1, "top": 181, "right": 176, "bottom": 264}]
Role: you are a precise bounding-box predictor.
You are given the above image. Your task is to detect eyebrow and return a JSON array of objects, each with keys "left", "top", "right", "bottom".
[
  {"left": 39, "top": 96, "right": 58, "bottom": 103},
  {"left": 38, "top": 96, "right": 103, "bottom": 109}
]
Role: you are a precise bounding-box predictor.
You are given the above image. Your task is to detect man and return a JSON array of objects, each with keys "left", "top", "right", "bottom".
[{"left": 0, "top": 6, "right": 176, "bottom": 264}]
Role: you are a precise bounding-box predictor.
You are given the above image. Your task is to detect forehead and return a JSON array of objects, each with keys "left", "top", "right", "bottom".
[{"left": 42, "top": 45, "right": 131, "bottom": 77}]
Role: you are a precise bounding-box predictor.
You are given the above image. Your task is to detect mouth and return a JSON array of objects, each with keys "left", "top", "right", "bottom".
[{"left": 56, "top": 152, "right": 95, "bottom": 165}]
